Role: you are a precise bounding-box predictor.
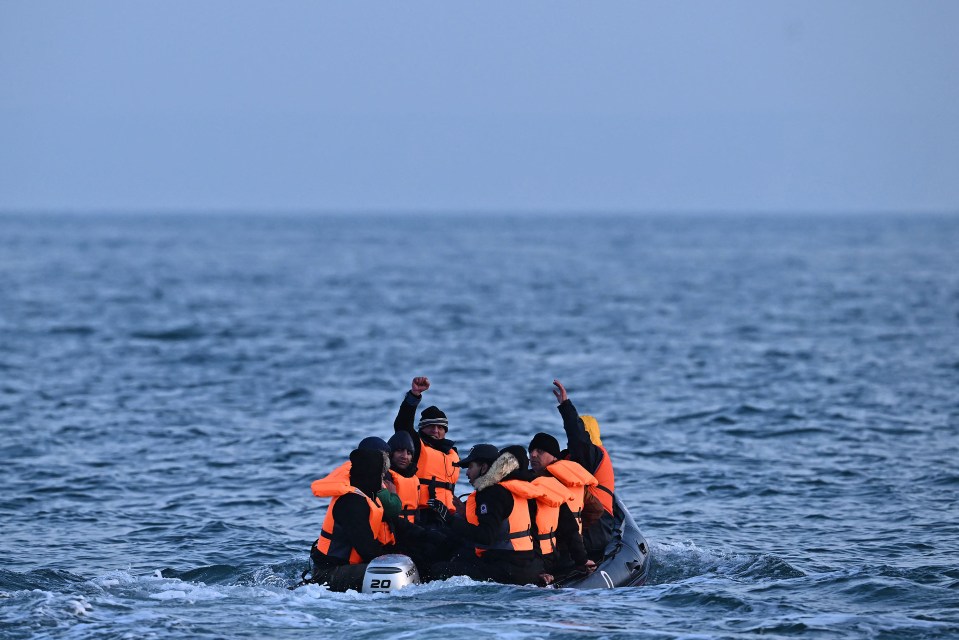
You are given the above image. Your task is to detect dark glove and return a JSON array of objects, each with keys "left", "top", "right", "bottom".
[
  {"left": 426, "top": 499, "right": 451, "bottom": 524},
  {"left": 425, "top": 528, "right": 451, "bottom": 547}
]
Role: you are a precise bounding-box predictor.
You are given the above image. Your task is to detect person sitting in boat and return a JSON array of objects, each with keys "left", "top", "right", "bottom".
[
  {"left": 386, "top": 431, "right": 420, "bottom": 524},
  {"left": 393, "top": 376, "right": 460, "bottom": 517},
  {"left": 528, "top": 432, "right": 597, "bottom": 579},
  {"left": 552, "top": 379, "right": 617, "bottom": 562},
  {"left": 428, "top": 444, "right": 548, "bottom": 586},
  {"left": 311, "top": 436, "right": 402, "bottom": 521},
  {"left": 307, "top": 448, "right": 397, "bottom": 592}
]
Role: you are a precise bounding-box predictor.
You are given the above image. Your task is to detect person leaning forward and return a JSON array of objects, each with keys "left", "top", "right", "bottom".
[
  {"left": 307, "top": 448, "right": 396, "bottom": 592},
  {"left": 393, "top": 376, "right": 460, "bottom": 512},
  {"left": 428, "top": 444, "right": 548, "bottom": 586},
  {"left": 310, "top": 436, "right": 402, "bottom": 521}
]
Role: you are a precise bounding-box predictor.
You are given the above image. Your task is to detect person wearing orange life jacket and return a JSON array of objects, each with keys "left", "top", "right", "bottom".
[
  {"left": 428, "top": 444, "right": 548, "bottom": 586},
  {"left": 311, "top": 436, "right": 402, "bottom": 521},
  {"left": 393, "top": 376, "right": 460, "bottom": 515},
  {"left": 307, "top": 448, "right": 397, "bottom": 592},
  {"left": 552, "top": 379, "right": 618, "bottom": 562},
  {"left": 382, "top": 430, "right": 455, "bottom": 579},
  {"left": 386, "top": 431, "right": 421, "bottom": 524},
  {"left": 528, "top": 432, "right": 596, "bottom": 579},
  {"left": 529, "top": 432, "right": 599, "bottom": 534}
]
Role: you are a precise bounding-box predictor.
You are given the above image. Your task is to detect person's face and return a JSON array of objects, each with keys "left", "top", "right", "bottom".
[
  {"left": 421, "top": 424, "right": 446, "bottom": 440},
  {"left": 391, "top": 448, "right": 412, "bottom": 471},
  {"left": 466, "top": 461, "right": 489, "bottom": 486},
  {"left": 529, "top": 448, "right": 557, "bottom": 474}
]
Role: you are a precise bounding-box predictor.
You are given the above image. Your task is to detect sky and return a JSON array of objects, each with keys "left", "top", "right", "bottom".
[{"left": 1, "top": 1, "right": 957, "bottom": 214}]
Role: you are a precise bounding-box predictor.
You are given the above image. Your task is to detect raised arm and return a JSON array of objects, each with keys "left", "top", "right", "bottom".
[
  {"left": 394, "top": 377, "right": 429, "bottom": 463},
  {"left": 554, "top": 379, "right": 604, "bottom": 473}
]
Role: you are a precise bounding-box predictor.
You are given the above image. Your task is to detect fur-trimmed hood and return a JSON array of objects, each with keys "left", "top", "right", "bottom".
[{"left": 473, "top": 452, "right": 519, "bottom": 492}]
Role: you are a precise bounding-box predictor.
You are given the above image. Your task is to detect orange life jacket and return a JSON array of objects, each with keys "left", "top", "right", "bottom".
[
  {"left": 465, "top": 479, "right": 542, "bottom": 557},
  {"left": 389, "top": 470, "right": 421, "bottom": 523},
  {"left": 311, "top": 460, "right": 350, "bottom": 496},
  {"left": 416, "top": 444, "right": 460, "bottom": 510},
  {"left": 545, "top": 460, "right": 598, "bottom": 533},
  {"left": 312, "top": 481, "right": 395, "bottom": 564},
  {"left": 529, "top": 476, "right": 576, "bottom": 556},
  {"left": 588, "top": 445, "right": 616, "bottom": 515}
]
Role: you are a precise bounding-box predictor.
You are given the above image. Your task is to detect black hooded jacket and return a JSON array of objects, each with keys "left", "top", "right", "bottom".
[{"left": 315, "top": 449, "right": 394, "bottom": 566}]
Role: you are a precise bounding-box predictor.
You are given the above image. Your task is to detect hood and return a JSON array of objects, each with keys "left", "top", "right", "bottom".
[
  {"left": 349, "top": 448, "right": 389, "bottom": 498},
  {"left": 580, "top": 415, "right": 603, "bottom": 447},
  {"left": 473, "top": 451, "right": 519, "bottom": 492}
]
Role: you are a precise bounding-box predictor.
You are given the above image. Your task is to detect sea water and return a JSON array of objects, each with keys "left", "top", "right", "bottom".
[{"left": 1, "top": 212, "right": 957, "bottom": 639}]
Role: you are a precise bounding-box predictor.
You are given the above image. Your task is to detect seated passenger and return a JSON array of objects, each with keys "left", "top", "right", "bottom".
[
  {"left": 311, "top": 436, "right": 401, "bottom": 520},
  {"left": 386, "top": 431, "right": 420, "bottom": 524},
  {"left": 429, "top": 444, "right": 548, "bottom": 586},
  {"left": 307, "top": 448, "right": 396, "bottom": 592},
  {"left": 552, "top": 379, "right": 617, "bottom": 562},
  {"left": 393, "top": 376, "right": 460, "bottom": 512},
  {"left": 528, "top": 432, "right": 596, "bottom": 578}
]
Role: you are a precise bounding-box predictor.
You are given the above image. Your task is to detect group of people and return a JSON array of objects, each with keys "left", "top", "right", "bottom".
[{"left": 299, "top": 377, "right": 618, "bottom": 592}]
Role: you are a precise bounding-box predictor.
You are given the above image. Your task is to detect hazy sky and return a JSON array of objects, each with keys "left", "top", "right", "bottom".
[{"left": 1, "top": 1, "right": 957, "bottom": 214}]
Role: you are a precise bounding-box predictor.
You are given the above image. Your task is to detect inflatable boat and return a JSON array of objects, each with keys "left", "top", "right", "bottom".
[
  {"left": 556, "top": 493, "right": 650, "bottom": 589},
  {"left": 358, "top": 494, "right": 650, "bottom": 593}
]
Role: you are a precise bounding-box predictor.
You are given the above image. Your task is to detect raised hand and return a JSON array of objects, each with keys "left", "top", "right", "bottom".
[
  {"left": 411, "top": 376, "right": 430, "bottom": 396},
  {"left": 552, "top": 379, "right": 568, "bottom": 404}
]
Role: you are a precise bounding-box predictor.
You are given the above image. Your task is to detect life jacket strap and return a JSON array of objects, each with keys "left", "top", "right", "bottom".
[
  {"left": 507, "top": 528, "right": 532, "bottom": 540},
  {"left": 319, "top": 529, "right": 334, "bottom": 540},
  {"left": 423, "top": 478, "right": 456, "bottom": 492},
  {"left": 594, "top": 484, "right": 614, "bottom": 498}
]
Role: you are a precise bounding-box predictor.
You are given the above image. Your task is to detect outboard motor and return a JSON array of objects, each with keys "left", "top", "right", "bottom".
[{"left": 361, "top": 554, "right": 420, "bottom": 594}]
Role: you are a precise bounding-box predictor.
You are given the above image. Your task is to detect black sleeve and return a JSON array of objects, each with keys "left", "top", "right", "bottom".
[
  {"left": 394, "top": 391, "right": 423, "bottom": 464},
  {"left": 332, "top": 494, "right": 392, "bottom": 563},
  {"left": 449, "top": 486, "right": 512, "bottom": 546},
  {"left": 557, "top": 503, "right": 588, "bottom": 566},
  {"left": 558, "top": 399, "right": 604, "bottom": 474}
]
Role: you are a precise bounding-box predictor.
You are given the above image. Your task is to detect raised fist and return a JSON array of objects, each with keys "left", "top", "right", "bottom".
[{"left": 411, "top": 377, "right": 430, "bottom": 396}]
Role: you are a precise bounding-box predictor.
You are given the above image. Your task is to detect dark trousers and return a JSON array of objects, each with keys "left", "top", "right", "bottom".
[{"left": 583, "top": 511, "right": 616, "bottom": 562}]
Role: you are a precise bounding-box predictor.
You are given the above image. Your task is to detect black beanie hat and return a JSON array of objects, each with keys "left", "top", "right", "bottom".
[
  {"left": 357, "top": 436, "right": 390, "bottom": 453},
  {"left": 418, "top": 405, "right": 449, "bottom": 431},
  {"left": 528, "top": 432, "right": 561, "bottom": 459},
  {"left": 388, "top": 431, "right": 415, "bottom": 453},
  {"left": 349, "top": 448, "right": 385, "bottom": 496},
  {"left": 499, "top": 445, "right": 530, "bottom": 471}
]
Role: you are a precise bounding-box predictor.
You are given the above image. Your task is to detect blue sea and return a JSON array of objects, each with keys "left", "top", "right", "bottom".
[{"left": 1, "top": 212, "right": 957, "bottom": 639}]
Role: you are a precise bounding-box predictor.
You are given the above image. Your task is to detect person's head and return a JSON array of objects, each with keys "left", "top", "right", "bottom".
[
  {"left": 456, "top": 443, "right": 498, "bottom": 486},
  {"left": 528, "top": 432, "right": 562, "bottom": 474},
  {"left": 349, "top": 448, "right": 387, "bottom": 497},
  {"left": 388, "top": 431, "right": 415, "bottom": 472},
  {"left": 357, "top": 436, "right": 391, "bottom": 454},
  {"left": 498, "top": 445, "right": 530, "bottom": 473},
  {"left": 418, "top": 406, "right": 448, "bottom": 440}
]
